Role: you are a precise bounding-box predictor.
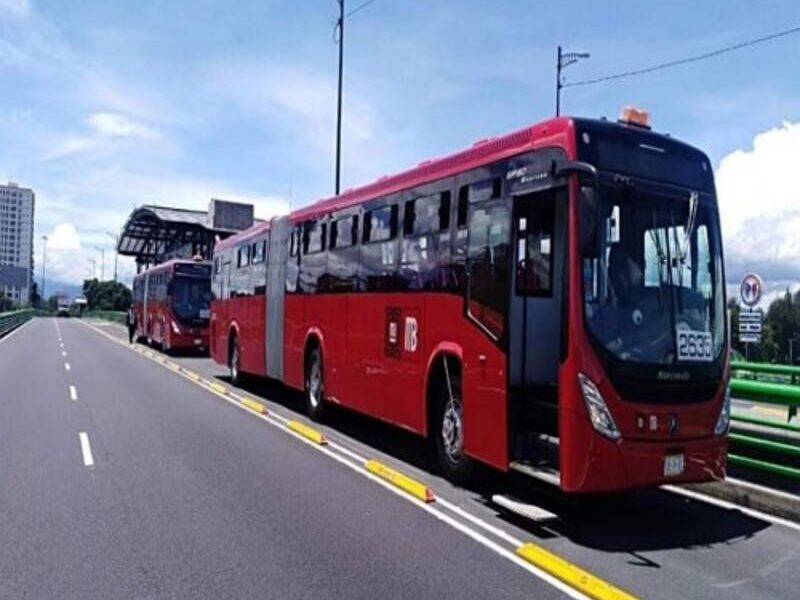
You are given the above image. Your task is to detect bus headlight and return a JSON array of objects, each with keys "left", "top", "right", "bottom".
[
  {"left": 578, "top": 374, "right": 621, "bottom": 441},
  {"left": 171, "top": 321, "right": 182, "bottom": 335},
  {"left": 715, "top": 381, "right": 731, "bottom": 436}
]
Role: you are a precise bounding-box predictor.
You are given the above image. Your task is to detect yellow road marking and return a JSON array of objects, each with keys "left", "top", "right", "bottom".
[
  {"left": 241, "top": 397, "right": 267, "bottom": 414},
  {"left": 208, "top": 381, "right": 228, "bottom": 395},
  {"left": 516, "top": 543, "right": 638, "bottom": 600},
  {"left": 364, "top": 459, "right": 435, "bottom": 503},
  {"left": 287, "top": 420, "right": 328, "bottom": 445},
  {"left": 184, "top": 370, "right": 200, "bottom": 381}
]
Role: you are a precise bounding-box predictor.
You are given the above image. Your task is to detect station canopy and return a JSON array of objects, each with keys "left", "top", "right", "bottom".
[{"left": 117, "top": 200, "right": 257, "bottom": 271}]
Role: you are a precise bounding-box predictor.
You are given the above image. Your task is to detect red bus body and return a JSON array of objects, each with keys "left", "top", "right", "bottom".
[
  {"left": 132, "top": 259, "right": 212, "bottom": 353},
  {"left": 211, "top": 117, "right": 729, "bottom": 492}
]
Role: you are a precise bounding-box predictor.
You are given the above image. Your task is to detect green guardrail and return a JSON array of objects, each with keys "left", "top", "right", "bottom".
[
  {"left": 84, "top": 310, "right": 127, "bottom": 324},
  {"left": 0, "top": 309, "right": 35, "bottom": 337},
  {"left": 730, "top": 360, "right": 800, "bottom": 480}
]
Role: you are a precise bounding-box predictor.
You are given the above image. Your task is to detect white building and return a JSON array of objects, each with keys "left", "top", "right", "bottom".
[{"left": 0, "top": 182, "right": 35, "bottom": 306}]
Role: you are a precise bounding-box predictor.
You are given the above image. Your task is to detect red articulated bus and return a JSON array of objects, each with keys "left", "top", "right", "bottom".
[
  {"left": 210, "top": 112, "right": 730, "bottom": 492},
  {"left": 132, "top": 258, "right": 213, "bottom": 353}
]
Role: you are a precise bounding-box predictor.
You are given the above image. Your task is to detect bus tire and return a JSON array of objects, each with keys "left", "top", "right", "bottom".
[
  {"left": 229, "top": 334, "right": 242, "bottom": 387},
  {"left": 305, "top": 346, "right": 326, "bottom": 422},
  {"left": 433, "top": 362, "right": 474, "bottom": 484}
]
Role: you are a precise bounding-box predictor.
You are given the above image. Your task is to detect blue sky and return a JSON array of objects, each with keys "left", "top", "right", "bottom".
[{"left": 1, "top": 0, "right": 800, "bottom": 297}]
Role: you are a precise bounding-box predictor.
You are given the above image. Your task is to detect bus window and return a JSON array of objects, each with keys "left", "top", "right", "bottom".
[
  {"left": 237, "top": 245, "right": 250, "bottom": 268},
  {"left": 467, "top": 200, "right": 511, "bottom": 340}
]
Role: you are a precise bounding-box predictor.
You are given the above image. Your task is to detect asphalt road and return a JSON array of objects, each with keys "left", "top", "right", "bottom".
[{"left": 2, "top": 317, "right": 799, "bottom": 599}]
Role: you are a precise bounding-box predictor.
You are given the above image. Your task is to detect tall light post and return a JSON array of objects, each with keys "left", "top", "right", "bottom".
[
  {"left": 556, "top": 46, "right": 590, "bottom": 116},
  {"left": 106, "top": 232, "right": 119, "bottom": 282},
  {"left": 88, "top": 258, "right": 96, "bottom": 280},
  {"left": 94, "top": 246, "right": 105, "bottom": 281},
  {"left": 41, "top": 234, "right": 48, "bottom": 304},
  {"left": 334, "top": 0, "right": 345, "bottom": 195}
]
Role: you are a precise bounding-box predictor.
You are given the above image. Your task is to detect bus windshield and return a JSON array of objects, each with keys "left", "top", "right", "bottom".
[
  {"left": 172, "top": 275, "right": 212, "bottom": 324},
  {"left": 582, "top": 181, "right": 725, "bottom": 366}
]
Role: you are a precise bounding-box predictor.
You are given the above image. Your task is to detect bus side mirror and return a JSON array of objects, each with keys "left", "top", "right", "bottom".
[{"left": 552, "top": 159, "right": 598, "bottom": 187}]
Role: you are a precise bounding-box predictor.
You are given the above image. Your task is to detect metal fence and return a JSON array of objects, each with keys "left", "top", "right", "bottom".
[
  {"left": 0, "top": 309, "right": 34, "bottom": 338},
  {"left": 730, "top": 361, "right": 800, "bottom": 480}
]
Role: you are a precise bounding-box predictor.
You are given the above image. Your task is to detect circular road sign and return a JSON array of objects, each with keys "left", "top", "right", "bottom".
[{"left": 740, "top": 273, "right": 763, "bottom": 308}]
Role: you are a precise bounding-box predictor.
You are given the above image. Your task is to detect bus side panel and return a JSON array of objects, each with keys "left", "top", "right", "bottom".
[
  {"left": 425, "top": 295, "right": 508, "bottom": 470},
  {"left": 283, "top": 294, "right": 305, "bottom": 391},
  {"left": 240, "top": 295, "right": 266, "bottom": 376}
]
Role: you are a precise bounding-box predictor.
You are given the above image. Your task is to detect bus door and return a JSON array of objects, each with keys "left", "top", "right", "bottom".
[{"left": 508, "top": 187, "right": 567, "bottom": 465}]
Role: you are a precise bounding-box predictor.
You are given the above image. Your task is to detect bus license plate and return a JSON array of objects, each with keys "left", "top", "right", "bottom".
[{"left": 664, "top": 454, "right": 684, "bottom": 477}]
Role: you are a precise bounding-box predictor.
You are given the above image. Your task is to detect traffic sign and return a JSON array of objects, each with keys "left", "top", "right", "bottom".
[
  {"left": 738, "top": 308, "right": 763, "bottom": 344},
  {"left": 740, "top": 273, "right": 763, "bottom": 308}
]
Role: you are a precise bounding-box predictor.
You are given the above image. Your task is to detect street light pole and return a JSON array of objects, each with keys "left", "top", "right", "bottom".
[
  {"left": 106, "top": 232, "right": 119, "bottom": 282},
  {"left": 555, "top": 46, "right": 590, "bottom": 116},
  {"left": 41, "top": 235, "right": 48, "bottom": 304},
  {"left": 95, "top": 246, "right": 105, "bottom": 281},
  {"left": 335, "top": 0, "right": 344, "bottom": 195},
  {"left": 89, "top": 258, "right": 96, "bottom": 280}
]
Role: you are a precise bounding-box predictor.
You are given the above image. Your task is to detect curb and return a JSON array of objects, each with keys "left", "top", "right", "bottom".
[{"left": 682, "top": 479, "right": 800, "bottom": 523}]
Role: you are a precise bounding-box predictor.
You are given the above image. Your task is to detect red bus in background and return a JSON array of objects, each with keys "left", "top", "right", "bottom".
[
  {"left": 210, "top": 112, "right": 730, "bottom": 492},
  {"left": 132, "top": 258, "right": 212, "bottom": 353}
]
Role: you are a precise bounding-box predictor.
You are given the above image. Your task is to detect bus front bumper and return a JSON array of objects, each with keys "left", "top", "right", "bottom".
[{"left": 566, "top": 434, "right": 728, "bottom": 492}]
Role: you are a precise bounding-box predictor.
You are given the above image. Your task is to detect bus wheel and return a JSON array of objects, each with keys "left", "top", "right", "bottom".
[
  {"left": 305, "top": 347, "right": 326, "bottom": 422},
  {"left": 434, "top": 365, "right": 474, "bottom": 484},
  {"left": 229, "top": 336, "right": 242, "bottom": 386}
]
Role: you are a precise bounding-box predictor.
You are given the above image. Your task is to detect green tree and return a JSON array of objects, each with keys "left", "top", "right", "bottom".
[{"left": 82, "top": 279, "right": 132, "bottom": 311}]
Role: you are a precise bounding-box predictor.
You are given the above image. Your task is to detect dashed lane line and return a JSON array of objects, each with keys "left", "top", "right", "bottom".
[
  {"left": 78, "top": 432, "right": 95, "bottom": 468},
  {"left": 64, "top": 363, "right": 71, "bottom": 372},
  {"left": 69, "top": 385, "right": 78, "bottom": 402},
  {"left": 77, "top": 318, "right": 598, "bottom": 600}
]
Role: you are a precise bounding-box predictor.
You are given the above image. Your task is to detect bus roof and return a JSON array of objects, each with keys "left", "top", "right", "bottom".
[
  {"left": 132, "top": 258, "right": 211, "bottom": 280},
  {"left": 216, "top": 115, "right": 704, "bottom": 253},
  {"left": 217, "top": 117, "right": 574, "bottom": 252}
]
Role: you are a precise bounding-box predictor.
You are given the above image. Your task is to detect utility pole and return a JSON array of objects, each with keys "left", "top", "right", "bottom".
[
  {"left": 106, "top": 232, "right": 119, "bottom": 282},
  {"left": 335, "top": 0, "right": 345, "bottom": 195},
  {"left": 41, "top": 235, "right": 48, "bottom": 304},
  {"left": 95, "top": 246, "right": 105, "bottom": 281},
  {"left": 89, "top": 258, "right": 96, "bottom": 280},
  {"left": 556, "top": 46, "right": 590, "bottom": 116}
]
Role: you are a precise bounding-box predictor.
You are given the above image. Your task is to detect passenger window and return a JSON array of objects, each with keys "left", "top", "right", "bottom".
[
  {"left": 237, "top": 245, "right": 250, "bottom": 268},
  {"left": 404, "top": 195, "right": 440, "bottom": 237},
  {"left": 252, "top": 239, "right": 266, "bottom": 264},
  {"left": 330, "top": 215, "right": 357, "bottom": 250},
  {"left": 467, "top": 200, "right": 511, "bottom": 340},
  {"left": 363, "top": 205, "right": 397, "bottom": 243},
  {"left": 303, "top": 221, "right": 326, "bottom": 254}
]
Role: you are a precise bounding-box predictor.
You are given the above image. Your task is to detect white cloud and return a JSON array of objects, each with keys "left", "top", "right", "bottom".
[
  {"left": 716, "top": 121, "right": 800, "bottom": 292},
  {"left": 87, "top": 112, "right": 159, "bottom": 140},
  {"left": 47, "top": 223, "right": 81, "bottom": 250}
]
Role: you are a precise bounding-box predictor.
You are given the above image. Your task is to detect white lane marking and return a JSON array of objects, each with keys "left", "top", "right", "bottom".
[
  {"left": 76, "top": 320, "right": 588, "bottom": 599},
  {"left": 78, "top": 432, "right": 95, "bottom": 467},
  {"left": 64, "top": 363, "right": 71, "bottom": 371},
  {"left": 61, "top": 350, "right": 67, "bottom": 357},
  {"left": 664, "top": 485, "right": 800, "bottom": 534},
  {"left": 69, "top": 385, "right": 78, "bottom": 401},
  {"left": 0, "top": 318, "right": 33, "bottom": 346},
  {"left": 54, "top": 318, "right": 62, "bottom": 341}
]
